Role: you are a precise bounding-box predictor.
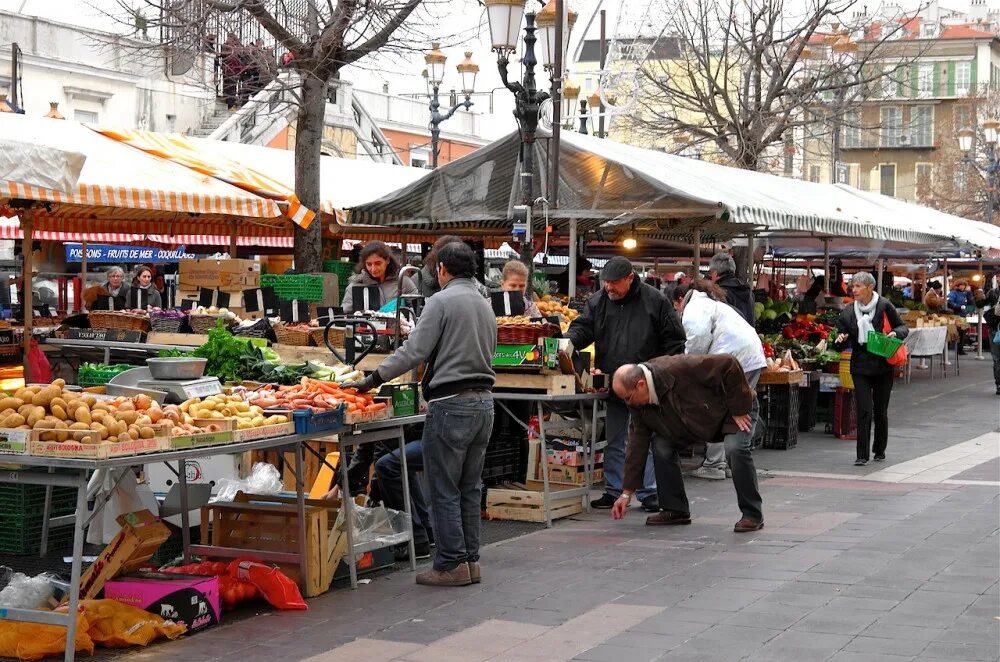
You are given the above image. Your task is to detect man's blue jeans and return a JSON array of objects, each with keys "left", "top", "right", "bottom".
[
  {"left": 603, "top": 399, "right": 656, "bottom": 501},
  {"left": 374, "top": 440, "right": 432, "bottom": 546},
  {"left": 422, "top": 391, "right": 494, "bottom": 571}
]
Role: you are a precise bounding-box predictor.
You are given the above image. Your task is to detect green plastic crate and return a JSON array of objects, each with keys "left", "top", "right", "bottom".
[
  {"left": 0, "top": 482, "right": 77, "bottom": 516},
  {"left": 866, "top": 331, "right": 903, "bottom": 359},
  {"left": 0, "top": 512, "right": 76, "bottom": 555},
  {"left": 77, "top": 364, "right": 137, "bottom": 387},
  {"left": 260, "top": 274, "right": 326, "bottom": 302}
]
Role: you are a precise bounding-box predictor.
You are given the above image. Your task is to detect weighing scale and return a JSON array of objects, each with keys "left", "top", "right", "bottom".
[{"left": 135, "top": 376, "right": 222, "bottom": 403}]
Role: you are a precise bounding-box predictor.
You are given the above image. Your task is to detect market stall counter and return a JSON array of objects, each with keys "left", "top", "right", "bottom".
[{"left": 490, "top": 391, "right": 606, "bottom": 528}]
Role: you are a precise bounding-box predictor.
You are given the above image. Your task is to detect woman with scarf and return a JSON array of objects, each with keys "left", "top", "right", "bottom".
[
  {"left": 835, "top": 272, "right": 908, "bottom": 466},
  {"left": 129, "top": 266, "right": 162, "bottom": 310}
]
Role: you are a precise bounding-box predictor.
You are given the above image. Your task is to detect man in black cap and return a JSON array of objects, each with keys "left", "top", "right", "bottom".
[{"left": 565, "top": 256, "right": 686, "bottom": 511}]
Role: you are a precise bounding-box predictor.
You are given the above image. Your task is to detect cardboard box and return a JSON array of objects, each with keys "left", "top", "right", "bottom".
[
  {"left": 492, "top": 343, "right": 544, "bottom": 368},
  {"left": 179, "top": 258, "right": 259, "bottom": 291},
  {"left": 103, "top": 573, "right": 220, "bottom": 633},
  {"left": 545, "top": 464, "right": 604, "bottom": 485}
]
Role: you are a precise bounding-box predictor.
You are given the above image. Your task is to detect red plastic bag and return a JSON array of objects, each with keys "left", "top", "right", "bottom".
[
  {"left": 218, "top": 575, "right": 258, "bottom": 610},
  {"left": 26, "top": 339, "right": 51, "bottom": 384},
  {"left": 229, "top": 560, "right": 307, "bottom": 610}
]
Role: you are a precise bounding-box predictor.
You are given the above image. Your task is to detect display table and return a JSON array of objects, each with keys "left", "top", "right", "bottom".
[
  {"left": 0, "top": 417, "right": 421, "bottom": 660},
  {"left": 904, "top": 326, "right": 949, "bottom": 382},
  {"left": 491, "top": 392, "right": 606, "bottom": 527}
]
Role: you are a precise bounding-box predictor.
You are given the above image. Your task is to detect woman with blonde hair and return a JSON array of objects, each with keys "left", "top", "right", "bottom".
[{"left": 499, "top": 260, "right": 541, "bottom": 317}]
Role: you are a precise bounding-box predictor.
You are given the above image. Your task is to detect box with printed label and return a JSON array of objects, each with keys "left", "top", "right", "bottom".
[
  {"left": 179, "top": 259, "right": 259, "bottom": 291},
  {"left": 103, "top": 573, "right": 220, "bottom": 633}
]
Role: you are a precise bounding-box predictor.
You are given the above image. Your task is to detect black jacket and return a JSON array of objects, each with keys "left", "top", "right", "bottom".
[
  {"left": 565, "top": 277, "right": 686, "bottom": 377},
  {"left": 985, "top": 288, "right": 1000, "bottom": 332},
  {"left": 836, "top": 297, "right": 909, "bottom": 376},
  {"left": 715, "top": 272, "right": 755, "bottom": 325}
]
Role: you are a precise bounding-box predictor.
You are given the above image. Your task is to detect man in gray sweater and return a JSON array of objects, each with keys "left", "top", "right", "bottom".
[{"left": 347, "top": 242, "right": 497, "bottom": 587}]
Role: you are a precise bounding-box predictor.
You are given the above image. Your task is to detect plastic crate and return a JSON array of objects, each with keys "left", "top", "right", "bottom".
[
  {"left": 0, "top": 512, "right": 75, "bottom": 554},
  {"left": 0, "top": 482, "right": 77, "bottom": 516},
  {"left": 798, "top": 380, "right": 820, "bottom": 432},
  {"left": 866, "top": 331, "right": 903, "bottom": 358},
  {"left": 260, "top": 274, "right": 325, "bottom": 302},
  {"left": 483, "top": 434, "right": 524, "bottom": 485},
  {"left": 323, "top": 260, "right": 355, "bottom": 280},
  {"left": 77, "top": 363, "right": 137, "bottom": 387},
  {"left": 830, "top": 387, "right": 858, "bottom": 440},
  {"left": 291, "top": 405, "right": 346, "bottom": 434},
  {"left": 760, "top": 384, "right": 800, "bottom": 450}
]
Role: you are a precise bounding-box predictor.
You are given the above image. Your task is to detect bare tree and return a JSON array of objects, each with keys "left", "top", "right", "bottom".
[
  {"left": 614, "top": 0, "right": 916, "bottom": 172},
  {"left": 104, "top": 0, "right": 450, "bottom": 271}
]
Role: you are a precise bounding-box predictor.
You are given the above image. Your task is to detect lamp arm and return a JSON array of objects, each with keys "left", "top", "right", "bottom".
[
  {"left": 498, "top": 55, "right": 524, "bottom": 96},
  {"left": 441, "top": 97, "right": 474, "bottom": 122}
]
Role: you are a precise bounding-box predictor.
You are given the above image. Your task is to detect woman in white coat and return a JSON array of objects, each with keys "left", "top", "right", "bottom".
[{"left": 671, "top": 280, "right": 767, "bottom": 480}]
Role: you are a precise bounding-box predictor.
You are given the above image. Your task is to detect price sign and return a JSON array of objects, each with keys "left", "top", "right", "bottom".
[{"left": 181, "top": 380, "right": 223, "bottom": 399}]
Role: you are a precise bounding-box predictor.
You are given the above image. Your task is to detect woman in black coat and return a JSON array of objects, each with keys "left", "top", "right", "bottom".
[{"left": 835, "top": 272, "right": 908, "bottom": 466}]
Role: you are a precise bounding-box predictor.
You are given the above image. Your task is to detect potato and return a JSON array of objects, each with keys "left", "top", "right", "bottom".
[
  {"left": 118, "top": 410, "right": 139, "bottom": 425},
  {"left": 40, "top": 431, "right": 59, "bottom": 442},
  {"left": 51, "top": 379, "right": 65, "bottom": 388},
  {"left": 0, "top": 397, "right": 23, "bottom": 411},
  {"left": 127, "top": 428, "right": 139, "bottom": 440},
  {"left": 50, "top": 404, "right": 68, "bottom": 421},
  {"left": 78, "top": 435, "right": 94, "bottom": 445},
  {"left": 136, "top": 415, "right": 152, "bottom": 427},
  {"left": 13, "top": 388, "right": 32, "bottom": 402},
  {"left": 69, "top": 422, "right": 90, "bottom": 431},
  {"left": 115, "top": 433, "right": 131, "bottom": 443},
  {"left": 117, "top": 401, "right": 135, "bottom": 413},
  {"left": 56, "top": 431, "right": 69, "bottom": 442},
  {"left": 1, "top": 413, "right": 25, "bottom": 428},
  {"left": 26, "top": 406, "right": 46, "bottom": 428},
  {"left": 82, "top": 395, "right": 97, "bottom": 408},
  {"left": 138, "top": 426, "right": 155, "bottom": 439},
  {"left": 91, "top": 402, "right": 111, "bottom": 413},
  {"left": 17, "top": 404, "right": 34, "bottom": 417},
  {"left": 89, "top": 423, "right": 109, "bottom": 440},
  {"left": 74, "top": 407, "right": 92, "bottom": 425},
  {"left": 31, "top": 387, "right": 59, "bottom": 407},
  {"left": 33, "top": 418, "right": 56, "bottom": 430}
]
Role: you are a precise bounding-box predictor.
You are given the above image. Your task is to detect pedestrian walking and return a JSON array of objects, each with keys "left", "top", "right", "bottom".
[
  {"left": 609, "top": 355, "right": 764, "bottom": 532},
  {"left": 345, "top": 242, "right": 496, "bottom": 587},
  {"left": 707, "top": 252, "right": 754, "bottom": 324},
  {"left": 671, "top": 280, "right": 767, "bottom": 481},
  {"left": 984, "top": 277, "right": 1000, "bottom": 395},
  {"left": 835, "top": 272, "right": 908, "bottom": 466},
  {"left": 564, "top": 256, "right": 686, "bottom": 512}
]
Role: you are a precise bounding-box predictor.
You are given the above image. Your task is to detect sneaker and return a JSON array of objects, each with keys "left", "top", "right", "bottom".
[
  {"left": 640, "top": 495, "right": 659, "bottom": 512},
  {"left": 467, "top": 561, "right": 481, "bottom": 584},
  {"left": 734, "top": 517, "right": 764, "bottom": 532},
  {"left": 646, "top": 510, "right": 691, "bottom": 526},
  {"left": 416, "top": 564, "right": 472, "bottom": 587},
  {"left": 394, "top": 541, "right": 431, "bottom": 562},
  {"left": 854, "top": 458, "right": 868, "bottom": 466},
  {"left": 591, "top": 493, "right": 617, "bottom": 509},
  {"left": 873, "top": 454, "right": 886, "bottom": 462},
  {"left": 691, "top": 466, "right": 726, "bottom": 481}
]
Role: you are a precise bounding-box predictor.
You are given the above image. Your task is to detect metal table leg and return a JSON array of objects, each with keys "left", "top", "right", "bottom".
[
  {"left": 178, "top": 459, "right": 191, "bottom": 563},
  {"left": 340, "top": 436, "right": 359, "bottom": 589},
  {"left": 294, "top": 441, "right": 309, "bottom": 591},
  {"left": 397, "top": 428, "right": 417, "bottom": 571},
  {"left": 63, "top": 469, "right": 90, "bottom": 662},
  {"left": 41, "top": 467, "right": 54, "bottom": 556},
  {"left": 537, "top": 401, "right": 553, "bottom": 528}
]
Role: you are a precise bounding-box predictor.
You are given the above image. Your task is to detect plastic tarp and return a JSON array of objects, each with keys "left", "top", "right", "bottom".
[
  {"left": 0, "top": 132, "right": 85, "bottom": 195},
  {"left": 347, "top": 129, "right": 1000, "bottom": 250},
  {"left": 0, "top": 114, "right": 285, "bottom": 236}
]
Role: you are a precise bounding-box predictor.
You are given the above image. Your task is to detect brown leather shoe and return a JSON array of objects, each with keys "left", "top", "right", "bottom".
[
  {"left": 645, "top": 510, "right": 691, "bottom": 526},
  {"left": 734, "top": 517, "right": 764, "bottom": 532},
  {"left": 416, "top": 564, "right": 472, "bottom": 587},
  {"left": 467, "top": 561, "right": 481, "bottom": 584}
]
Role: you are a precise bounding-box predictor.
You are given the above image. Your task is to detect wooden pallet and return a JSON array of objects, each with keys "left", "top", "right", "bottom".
[
  {"left": 494, "top": 371, "right": 576, "bottom": 395},
  {"left": 486, "top": 482, "right": 583, "bottom": 523},
  {"left": 79, "top": 509, "right": 171, "bottom": 600}
]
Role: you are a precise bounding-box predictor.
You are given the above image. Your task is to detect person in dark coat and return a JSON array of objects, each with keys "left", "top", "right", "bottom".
[
  {"left": 609, "top": 354, "right": 763, "bottom": 532},
  {"left": 708, "top": 252, "right": 754, "bottom": 324},
  {"left": 984, "top": 277, "right": 1000, "bottom": 395},
  {"left": 564, "top": 256, "right": 686, "bottom": 512},
  {"left": 835, "top": 272, "right": 908, "bottom": 466}
]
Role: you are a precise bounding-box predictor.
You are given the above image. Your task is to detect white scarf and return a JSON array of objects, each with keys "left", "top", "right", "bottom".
[{"left": 854, "top": 294, "right": 879, "bottom": 345}]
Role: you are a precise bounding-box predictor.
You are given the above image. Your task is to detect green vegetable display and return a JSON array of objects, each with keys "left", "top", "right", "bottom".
[{"left": 190, "top": 321, "right": 253, "bottom": 384}]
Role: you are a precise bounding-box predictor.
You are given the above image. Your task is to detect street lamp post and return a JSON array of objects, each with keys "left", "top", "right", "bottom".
[
  {"left": 958, "top": 117, "right": 999, "bottom": 360},
  {"left": 424, "top": 43, "right": 478, "bottom": 169},
  {"left": 485, "top": 0, "right": 550, "bottom": 268}
]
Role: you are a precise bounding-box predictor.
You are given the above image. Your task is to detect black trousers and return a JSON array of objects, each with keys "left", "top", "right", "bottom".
[{"left": 852, "top": 371, "right": 894, "bottom": 460}]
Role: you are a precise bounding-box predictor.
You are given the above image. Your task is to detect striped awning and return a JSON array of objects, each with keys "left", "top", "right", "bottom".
[
  {"left": 0, "top": 114, "right": 285, "bottom": 234},
  {"left": 93, "top": 127, "right": 315, "bottom": 229}
]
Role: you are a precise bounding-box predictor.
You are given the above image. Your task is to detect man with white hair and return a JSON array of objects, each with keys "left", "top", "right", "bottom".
[{"left": 708, "top": 252, "right": 755, "bottom": 324}]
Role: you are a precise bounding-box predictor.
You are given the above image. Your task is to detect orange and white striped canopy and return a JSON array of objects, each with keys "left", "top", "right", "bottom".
[
  {"left": 94, "top": 127, "right": 315, "bottom": 229},
  {"left": 0, "top": 114, "right": 284, "bottom": 234}
]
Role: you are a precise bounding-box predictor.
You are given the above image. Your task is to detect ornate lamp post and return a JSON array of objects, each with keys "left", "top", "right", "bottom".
[{"left": 424, "top": 43, "right": 478, "bottom": 169}]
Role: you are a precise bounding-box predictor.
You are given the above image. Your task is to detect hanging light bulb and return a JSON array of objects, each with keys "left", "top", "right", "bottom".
[{"left": 622, "top": 232, "right": 638, "bottom": 250}]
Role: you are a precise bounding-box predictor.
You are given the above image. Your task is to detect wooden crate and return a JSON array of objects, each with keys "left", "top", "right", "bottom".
[
  {"left": 486, "top": 482, "right": 583, "bottom": 523},
  {"left": 79, "top": 509, "right": 171, "bottom": 600},
  {"left": 758, "top": 369, "right": 803, "bottom": 385},
  {"left": 200, "top": 492, "right": 364, "bottom": 597},
  {"left": 494, "top": 371, "right": 575, "bottom": 395}
]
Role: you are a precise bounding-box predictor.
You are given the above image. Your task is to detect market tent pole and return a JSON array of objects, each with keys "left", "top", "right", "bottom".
[
  {"left": 229, "top": 220, "right": 238, "bottom": 258},
  {"left": 568, "top": 218, "right": 577, "bottom": 298},
  {"left": 823, "top": 238, "right": 830, "bottom": 294},
  {"left": 876, "top": 259, "right": 884, "bottom": 295},
  {"left": 79, "top": 239, "right": 87, "bottom": 313},
  {"left": 976, "top": 253, "right": 984, "bottom": 360},
  {"left": 21, "top": 208, "right": 33, "bottom": 383},
  {"left": 745, "top": 232, "right": 755, "bottom": 283},
  {"left": 693, "top": 228, "right": 701, "bottom": 277},
  {"left": 943, "top": 258, "right": 949, "bottom": 298}
]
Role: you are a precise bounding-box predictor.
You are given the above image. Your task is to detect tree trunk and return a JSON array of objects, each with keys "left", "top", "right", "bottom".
[{"left": 293, "top": 71, "right": 327, "bottom": 273}]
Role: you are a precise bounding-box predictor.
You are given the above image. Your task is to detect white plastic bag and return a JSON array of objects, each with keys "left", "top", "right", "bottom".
[
  {"left": 0, "top": 573, "right": 56, "bottom": 609},
  {"left": 336, "top": 504, "right": 410, "bottom": 548},
  {"left": 210, "top": 462, "right": 283, "bottom": 503}
]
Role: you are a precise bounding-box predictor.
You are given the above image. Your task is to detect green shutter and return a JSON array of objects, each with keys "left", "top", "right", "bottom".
[
  {"left": 947, "top": 61, "right": 956, "bottom": 96},
  {"left": 933, "top": 65, "right": 941, "bottom": 96},
  {"left": 909, "top": 65, "right": 919, "bottom": 97},
  {"left": 970, "top": 59, "right": 978, "bottom": 95}
]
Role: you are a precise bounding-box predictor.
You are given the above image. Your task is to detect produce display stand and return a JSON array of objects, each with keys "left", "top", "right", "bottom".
[
  {"left": 0, "top": 416, "right": 420, "bottom": 661},
  {"left": 490, "top": 391, "right": 606, "bottom": 528},
  {"left": 902, "top": 326, "right": 950, "bottom": 382}
]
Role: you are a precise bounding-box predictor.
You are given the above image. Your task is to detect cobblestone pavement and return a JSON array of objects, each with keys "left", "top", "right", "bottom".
[{"left": 102, "top": 362, "right": 1000, "bottom": 662}]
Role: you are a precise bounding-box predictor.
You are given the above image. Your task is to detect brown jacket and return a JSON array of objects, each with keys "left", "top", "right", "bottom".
[{"left": 624, "top": 354, "right": 753, "bottom": 491}]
